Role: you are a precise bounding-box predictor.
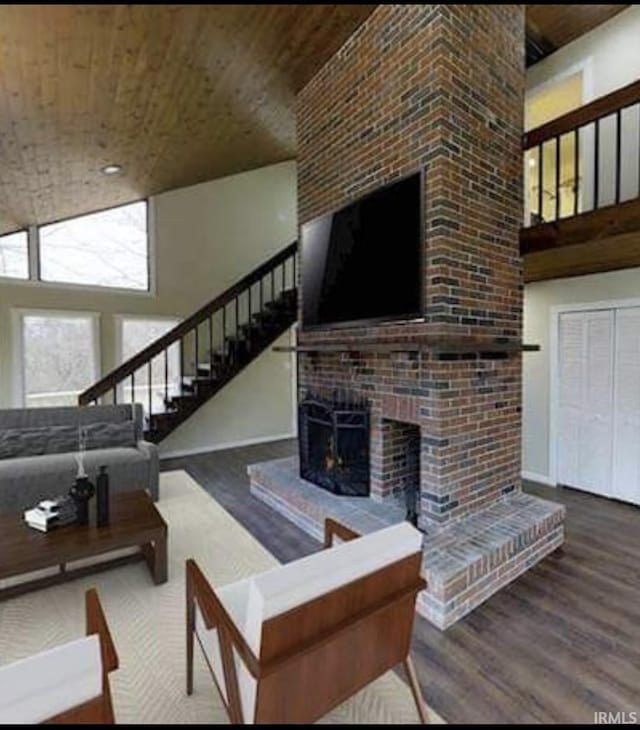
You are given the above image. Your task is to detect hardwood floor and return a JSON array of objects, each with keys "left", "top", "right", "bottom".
[
  {"left": 162, "top": 441, "right": 640, "bottom": 724},
  {"left": 162, "top": 440, "right": 318, "bottom": 564}
]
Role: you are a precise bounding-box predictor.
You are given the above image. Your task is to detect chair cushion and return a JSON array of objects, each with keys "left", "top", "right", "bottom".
[
  {"left": 0, "top": 635, "right": 102, "bottom": 723},
  {"left": 195, "top": 578, "right": 256, "bottom": 723}
]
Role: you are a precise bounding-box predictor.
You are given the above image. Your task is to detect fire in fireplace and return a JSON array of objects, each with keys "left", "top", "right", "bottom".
[{"left": 298, "top": 393, "right": 370, "bottom": 496}]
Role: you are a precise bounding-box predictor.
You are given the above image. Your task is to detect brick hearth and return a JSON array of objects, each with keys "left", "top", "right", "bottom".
[
  {"left": 249, "top": 457, "right": 565, "bottom": 629},
  {"left": 252, "top": 4, "right": 566, "bottom": 629}
]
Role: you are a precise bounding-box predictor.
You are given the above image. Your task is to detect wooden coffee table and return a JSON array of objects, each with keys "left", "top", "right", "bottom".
[{"left": 0, "top": 490, "right": 168, "bottom": 600}]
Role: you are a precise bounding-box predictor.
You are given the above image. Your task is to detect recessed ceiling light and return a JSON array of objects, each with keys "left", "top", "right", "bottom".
[
  {"left": 100, "top": 164, "right": 122, "bottom": 175},
  {"left": 528, "top": 157, "right": 537, "bottom": 168}
]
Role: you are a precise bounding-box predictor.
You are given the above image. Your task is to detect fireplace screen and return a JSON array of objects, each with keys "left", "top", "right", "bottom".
[{"left": 298, "top": 394, "right": 370, "bottom": 496}]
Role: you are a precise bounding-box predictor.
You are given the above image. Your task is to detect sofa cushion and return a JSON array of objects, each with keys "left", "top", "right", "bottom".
[
  {"left": 41, "top": 425, "right": 80, "bottom": 455},
  {"left": 0, "top": 421, "right": 136, "bottom": 460},
  {"left": 84, "top": 421, "right": 135, "bottom": 451},
  {"left": 0, "top": 448, "right": 147, "bottom": 478},
  {"left": 0, "top": 448, "right": 150, "bottom": 513},
  {"left": 0, "top": 427, "right": 51, "bottom": 460},
  {"left": 0, "top": 404, "right": 137, "bottom": 431}
]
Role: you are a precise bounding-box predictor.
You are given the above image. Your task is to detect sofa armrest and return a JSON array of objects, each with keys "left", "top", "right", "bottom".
[{"left": 137, "top": 440, "right": 159, "bottom": 501}]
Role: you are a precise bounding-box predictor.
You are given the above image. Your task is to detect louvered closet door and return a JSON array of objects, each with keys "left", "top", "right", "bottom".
[
  {"left": 557, "top": 310, "right": 614, "bottom": 497},
  {"left": 612, "top": 307, "right": 640, "bottom": 505},
  {"left": 557, "top": 312, "right": 584, "bottom": 488}
]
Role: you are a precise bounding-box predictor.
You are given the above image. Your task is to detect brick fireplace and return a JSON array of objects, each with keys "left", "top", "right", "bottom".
[{"left": 249, "top": 4, "right": 565, "bottom": 629}]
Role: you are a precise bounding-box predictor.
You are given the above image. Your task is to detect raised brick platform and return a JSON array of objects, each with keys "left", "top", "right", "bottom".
[{"left": 249, "top": 457, "right": 566, "bottom": 629}]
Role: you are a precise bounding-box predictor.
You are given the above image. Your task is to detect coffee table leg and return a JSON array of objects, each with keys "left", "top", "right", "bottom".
[{"left": 152, "top": 531, "right": 168, "bottom": 585}]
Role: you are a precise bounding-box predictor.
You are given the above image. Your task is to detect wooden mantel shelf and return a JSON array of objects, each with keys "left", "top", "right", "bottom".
[{"left": 273, "top": 339, "right": 540, "bottom": 355}]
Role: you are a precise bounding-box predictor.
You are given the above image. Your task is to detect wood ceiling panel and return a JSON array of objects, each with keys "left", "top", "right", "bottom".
[
  {"left": 0, "top": 4, "right": 375, "bottom": 234},
  {"left": 0, "top": 5, "right": 631, "bottom": 235},
  {"left": 526, "top": 5, "right": 629, "bottom": 65}
]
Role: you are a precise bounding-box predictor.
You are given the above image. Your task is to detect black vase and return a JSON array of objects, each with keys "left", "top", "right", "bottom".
[
  {"left": 96, "top": 465, "right": 110, "bottom": 527},
  {"left": 69, "top": 477, "right": 95, "bottom": 526}
]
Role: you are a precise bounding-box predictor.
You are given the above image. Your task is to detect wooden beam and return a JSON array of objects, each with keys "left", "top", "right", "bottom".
[
  {"left": 520, "top": 198, "right": 640, "bottom": 255},
  {"left": 524, "top": 231, "right": 640, "bottom": 283}
]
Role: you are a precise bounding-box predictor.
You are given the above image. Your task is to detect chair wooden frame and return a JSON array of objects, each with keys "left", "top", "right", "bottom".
[
  {"left": 186, "top": 518, "right": 429, "bottom": 724},
  {"left": 46, "top": 589, "right": 119, "bottom": 724}
]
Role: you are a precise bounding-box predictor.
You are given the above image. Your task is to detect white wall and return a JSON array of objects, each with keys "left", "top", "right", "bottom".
[
  {"left": 526, "top": 6, "right": 640, "bottom": 214},
  {"left": 0, "top": 160, "right": 298, "bottom": 454},
  {"left": 523, "top": 267, "right": 640, "bottom": 482},
  {"left": 522, "top": 6, "right": 640, "bottom": 483},
  {"left": 153, "top": 160, "right": 297, "bottom": 316},
  {"left": 527, "top": 6, "right": 640, "bottom": 102},
  {"left": 160, "top": 329, "right": 295, "bottom": 457}
]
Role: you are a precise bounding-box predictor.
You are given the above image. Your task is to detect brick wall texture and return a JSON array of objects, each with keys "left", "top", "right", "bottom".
[{"left": 296, "top": 4, "right": 526, "bottom": 528}]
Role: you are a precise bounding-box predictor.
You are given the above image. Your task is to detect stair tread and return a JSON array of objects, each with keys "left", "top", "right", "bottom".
[{"left": 129, "top": 248, "right": 298, "bottom": 443}]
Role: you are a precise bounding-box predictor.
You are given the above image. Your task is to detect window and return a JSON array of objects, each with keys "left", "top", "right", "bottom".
[
  {"left": 20, "top": 312, "right": 99, "bottom": 408},
  {"left": 118, "top": 317, "right": 181, "bottom": 416},
  {"left": 0, "top": 230, "right": 29, "bottom": 280},
  {"left": 39, "top": 201, "right": 149, "bottom": 291}
]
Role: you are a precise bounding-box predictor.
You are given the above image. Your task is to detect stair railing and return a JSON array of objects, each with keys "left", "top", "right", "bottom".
[
  {"left": 523, "top": 79, "right": 640, "bottom": 228},
  {"left": 78, "top": 242, "right": 298, "bottom": 423}
]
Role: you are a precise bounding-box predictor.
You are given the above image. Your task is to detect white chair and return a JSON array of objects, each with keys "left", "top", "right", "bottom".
[
  {"left": 0, "top": 589, "right": 119, "bottom": 724},
  {"left": 186, "top": 518, "right": 429, "bottom": 724}
]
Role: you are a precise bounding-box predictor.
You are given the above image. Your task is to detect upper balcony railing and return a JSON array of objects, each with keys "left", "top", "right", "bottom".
[{"left": 523, "top": 79, "right": 640, "bottom": 229}]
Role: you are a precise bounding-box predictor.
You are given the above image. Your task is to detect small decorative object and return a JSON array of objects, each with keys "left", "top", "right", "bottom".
[
  {"left": 23, "top": 495, "right": 77, "bottom": 532},
  {"left": 70, "top": 476, "right": 95, "bottom": 526},
  {"left": 74, "top": 425, "right": 88, "bottom": 480},
  {"left": 96, "top": 465, "right": 110, "bottom": 527},
  {"left": 69, "top": 425, "right": 94, "bottom": 526}
]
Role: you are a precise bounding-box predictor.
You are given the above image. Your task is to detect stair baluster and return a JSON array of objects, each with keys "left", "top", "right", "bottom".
[
  {"left": 78, "top": 242, "right": 298, "bottom": 442},
  {"left": 148, "top": 361, "right": 153, "bottom": 422}
]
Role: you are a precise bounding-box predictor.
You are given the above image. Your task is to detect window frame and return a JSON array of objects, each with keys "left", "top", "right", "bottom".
[
  {"left": 0, "top": 228, "right": 30, "bottom": 284},
  {"left": 114, "top": 313, "right": 182, "bottom": 415},
  {"left": 11, "top": 307, "right": 101, "bottom": 408},
  {"left": 114, "top": 313, "right": 181, "bottom": 366},
  {"left": 0, "top": 199, "right": 155, "bottom": 296}
]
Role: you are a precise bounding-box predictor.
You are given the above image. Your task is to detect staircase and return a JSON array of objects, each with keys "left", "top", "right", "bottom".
[{"left": 78, "top": 242, "right": 298, "bottom": 443}]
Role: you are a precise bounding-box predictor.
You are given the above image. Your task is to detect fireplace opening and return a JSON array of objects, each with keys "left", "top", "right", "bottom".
[
  {"left": 299, "top": 393, "right": 369, "bottom": 496},
  {"left": 380, "top": 418, "right": 421, "bottom": 525}
]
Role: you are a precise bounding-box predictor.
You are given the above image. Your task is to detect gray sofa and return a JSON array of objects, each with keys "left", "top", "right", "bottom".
[{"left": 0, "top": 404, "right": 159, "bottom": 513}]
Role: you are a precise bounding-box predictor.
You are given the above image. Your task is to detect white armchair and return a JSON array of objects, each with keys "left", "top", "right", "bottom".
[
  {"left": 186, "top": 518, "right": 428, "bottom": 724},
  {"left": 0, "top": 589, "right": 118, "bottom": 724}
]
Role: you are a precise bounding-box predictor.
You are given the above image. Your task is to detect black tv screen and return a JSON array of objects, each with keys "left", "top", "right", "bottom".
[{"left": 301, "top": 172, "right": 422, "bottom": 328}]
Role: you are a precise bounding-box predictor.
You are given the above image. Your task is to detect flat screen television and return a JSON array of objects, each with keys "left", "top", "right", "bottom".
[{"left": 301, "top": 171, "right": 422, "bottom": 328}]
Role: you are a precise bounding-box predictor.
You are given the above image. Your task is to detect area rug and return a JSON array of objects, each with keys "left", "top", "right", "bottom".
[{"left": 0, "top": 470, "right": 443, "bottom": 724}]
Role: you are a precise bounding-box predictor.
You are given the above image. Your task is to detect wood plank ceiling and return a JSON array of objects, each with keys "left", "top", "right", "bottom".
[
  {"left": 526, "top": 5, "right": 629, "bottom": 66},
  {"left": 0, "top": 4, "right": 374, "bottom": 234},
  {"left": 0, "top": 5, "right": 630, "bottom": 235}
]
